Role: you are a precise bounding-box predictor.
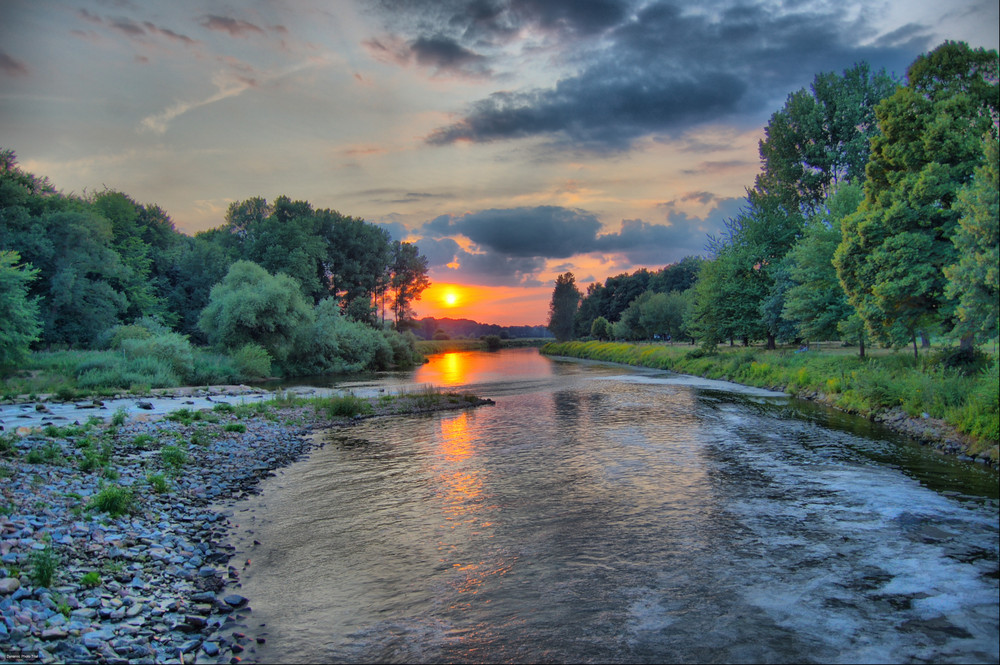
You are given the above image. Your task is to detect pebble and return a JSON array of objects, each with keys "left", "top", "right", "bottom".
[{"left": 0, "top": 402, "right": 319, "bottom": 664}]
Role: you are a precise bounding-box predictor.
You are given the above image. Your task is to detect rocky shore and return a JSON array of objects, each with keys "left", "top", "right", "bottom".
[{"left": 0, "top": 392, "right": 492, "bottom": 664}]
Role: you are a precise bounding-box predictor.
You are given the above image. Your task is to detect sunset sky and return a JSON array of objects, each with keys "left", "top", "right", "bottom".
[{"left": 2, "top": 1, "right": 997, "bottom": 325}]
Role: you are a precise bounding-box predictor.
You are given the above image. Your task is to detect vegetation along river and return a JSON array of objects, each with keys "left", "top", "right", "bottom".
[{"left": 228, "top": 348, "right": 998, "bottom": 663}]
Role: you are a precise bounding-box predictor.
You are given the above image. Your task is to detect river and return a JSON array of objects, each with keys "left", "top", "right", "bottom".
[{"left": 228, "top": 348, "right": 999, "bottom": 664}]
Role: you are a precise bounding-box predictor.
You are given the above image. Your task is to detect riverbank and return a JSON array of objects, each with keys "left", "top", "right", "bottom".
[
  {"left": 541, "top": 341, "right": 999, "bottom": 466},
  {"left": 0, "top": 389, "right": 493, "bottom": 664}
]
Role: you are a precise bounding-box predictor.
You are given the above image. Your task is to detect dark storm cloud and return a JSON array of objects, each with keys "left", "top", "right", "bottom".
[
  {"left": 411, "top": 1, "right": 921, "bottom": 150},
  {"left": 426, "top": 206, "right": 603, "bottom": 258},
  {"left": 419, "top": 201, "right": 741, "bottom": 282},
  {"left": 0, "top": 50, "right": 29, "bottom": 77},
  {"left": 411, "top": 35, "right": 489, "bottom": 74}
]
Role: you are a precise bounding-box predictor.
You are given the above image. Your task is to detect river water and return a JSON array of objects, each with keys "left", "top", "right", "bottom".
[{"left": 229, "top": 349, "right": 999, "bottom": 664}]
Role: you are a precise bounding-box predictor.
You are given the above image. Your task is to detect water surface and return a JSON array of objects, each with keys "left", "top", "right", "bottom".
[{"left": 230, "top": 349, "right": 998, "bottom": 663}]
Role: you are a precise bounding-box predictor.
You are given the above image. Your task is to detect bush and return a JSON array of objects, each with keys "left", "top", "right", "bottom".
[
  {"left": 88, "top": 484, "right": 135, "bottom": 517},
  {"left": 29, "top": 539, "right": 59, "bottom": 588},
  {"left": 232, "top": 343, "right": 272, "bottom": 379},
  {"left": 146, "top": 472, "right": 169, "bottom": 494},
  {"left": 321, "top": 394, "right": 373, "bottom": 418},
  {"left": 121, "top": 332, "right": 194, "bottom": 381},
  {"left": 159, "top": 445, "right": 187, "bottom": 474},
  {"left": 223, "top": 422, "right": 247, "bottom": 433},
  {"left": 80, "top": 571, "right": 101, "bottom": 588},
  {"left": 483, "top": 335, "right": 503, "bottom": 351}
]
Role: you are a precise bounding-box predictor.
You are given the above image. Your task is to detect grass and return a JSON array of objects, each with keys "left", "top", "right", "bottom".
[
  {"left": 146, "top": 472, "right": 170, "bottom": 494},
  {"left": 79, "top": 571, "right": 102, "bottom": 588},
  {"left": 88, "top": 484, "right": 135, "bottom": 517},
  {"left": 159, "top": 445, "right": 187, "bottom": 474},
  {"left": 29, "top": 538, "right": 59, "bottom": 588},
  {"left": 542, "top": 340, "right": 999, "bottom": 459}
]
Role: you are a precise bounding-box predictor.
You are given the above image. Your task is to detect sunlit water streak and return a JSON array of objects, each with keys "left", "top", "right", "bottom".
[{"left": 229, "top": 349, "right": 998, "bottom": 664}]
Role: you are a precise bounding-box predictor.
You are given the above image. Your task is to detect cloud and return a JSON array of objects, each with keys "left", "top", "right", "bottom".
[
  {"left": 200, "top": 15, "right": 267, "bottom": 38},
  {"left": 75, "top": 9, "right": 198, "bottom": 46},
  {"left": 0, "top": 50, "right": 29, "bottom": 77},
  {"left": 416, "top": 201, "right": 742, "bottom": 284},
  {"left": 417, "top": 1, "right": 920, "bottom": 150},
  {"left": 364, "top": 33, "right": 490, "bottom": 77},
  {"left": 426, "top": 206, "right": 603, "bottom": 257}
]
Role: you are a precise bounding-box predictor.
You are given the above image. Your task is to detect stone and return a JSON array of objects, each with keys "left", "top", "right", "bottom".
[
  {"left": 223, "top": 594, "right": 248, "bottom": 608},
  {"left": 202, "top": 642, "right": 221, "bottom": 657},
  {"left": 41, "top": 627, "right": 69, "bottom": 640},
  {"left": 0, "top": 577, "right": 21, "bottom": 594}
]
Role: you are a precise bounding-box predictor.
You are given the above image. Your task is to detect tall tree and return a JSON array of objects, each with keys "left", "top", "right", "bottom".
[
  {"left": 389, "top": 241, "right": 430, "bottom": 327},
  {"left": 783, "top": 183, "right": 865, "bottom": 345},
  {"left": 548, "top": 272, "right": 581, "bottom": 342},
  {"left": 944, "top": 134, "right": 1000, "bottom": 343},
  {"left": 756, "top": 63, "right": 897, "bottom": 214},
  {"left": 835, "top": 42, "right": 999, "bottom": 354}
]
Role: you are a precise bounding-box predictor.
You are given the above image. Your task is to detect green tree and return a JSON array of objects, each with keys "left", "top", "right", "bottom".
[
  {"left": 944, "top": 134, "right": 1000, "bottom": 342},
  {"left": 198, "top": 261, "right": 314, "bottom": 363},
  {"left": 783, "top": 183, "right": 865, "bottom": 346},
  {"left": 0, "top": 250, "right": 41, "bottom": 367},
  {"left": 548, "top": 272, "right": 580, "bottom": 342},
  {"left": 835, "top": 42, "right": 999, "bottom": 354},
  {"left": 756, "top": 63, "right": 898, "bottom": 213},
  {"left": 590, "top": 316, "right": 610, "bottom": 340}
]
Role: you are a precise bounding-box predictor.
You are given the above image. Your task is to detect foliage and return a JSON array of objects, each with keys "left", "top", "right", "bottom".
[
  {"left": 88, "top": 484, "right": 135, "bottom": 517},
  {"left": 944, "top": 134, "right": 999, "bottom": 343},
  {"left": 755, "top": 63, "right": 897, "bottom": 213},
  {"left": 783, "top": 183, "right": 865, "bottom": 344},
  {"left": 232, "top": 342, "right": 273, "bottom": 379},
  {"left": 0, "top": 250, "right": 42, "bottom": 368},
  {"left": 29, "top": 538, "right": 59, "bottom": 588},
  {"left": 319, "top": 394, "right": 374, "bottom": 419},
  {"left": 159, "top": 445, "right": 187, "bottom": 474},
  {"left": 590, "top": 316, "right": 610, "bottom": 341},
  {"left": 79, "top": 571, "right": 102, "bottom": 588},
  {"left": 548, "top": 272, "right": 581, "bottom": 342},
  {"left": 198, "top": 260, "right": 314, "bottom": 363},
  {"left": 835, "top": 42, "right": 999, "bottom": 351}
]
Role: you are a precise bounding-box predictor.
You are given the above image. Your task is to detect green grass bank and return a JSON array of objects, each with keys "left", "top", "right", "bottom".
[{"left": 541, "top": 341, "right": 998, "bottom": 462}]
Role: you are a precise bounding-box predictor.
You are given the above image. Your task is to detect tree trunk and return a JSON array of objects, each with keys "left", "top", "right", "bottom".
[
  {"left": 920, "top": 331, "right": 931, "bottom": 348},
  {"left": 912, "top": 333, "right": 918, "bottom": 359},
  {"left": 766, "top": 334, "right": 776, "bottom": 350},
  {"left": 859, "top": 335, "right": 865, "bottom": 359},
  {"left": 959, "top": 333, "right": 975, "bottom": 351}
]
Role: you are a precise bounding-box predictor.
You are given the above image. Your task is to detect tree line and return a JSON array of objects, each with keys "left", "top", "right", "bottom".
[
  {"left": 0, "top": 156, "right": 431, "bottom": 375},
  {"left": 549, "top": 42, "right": 999, "bottom": 358}
]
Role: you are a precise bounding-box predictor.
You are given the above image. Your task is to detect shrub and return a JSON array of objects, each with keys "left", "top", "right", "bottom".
[
  {"left": 29, "top": 539, "right": 59, "bottom": 588},
  {"left": 321, "top": 394, "right": 373, "bottom": 418},
  {"left": 88, "top": 484, "right": 135, "bottom": 517},
  {"left": 110, "top": 406, "right": 128, "bottom": 427},
  {"left": 79, "top": 571, "right": 101, "bottom": 588},
  {"left": 232, "top": 343, "right": 272, "bottom": 379},
  {"left": 146, "top": 472, "right": 169, "bottom": 494},
  {"left": 159, "top": 445, "right": 187, "bottom": 474},
  {"left": 121, "top": 332, "right": 194, "bottom": 382},
  {"left": 483, "top": 335, "right": 503, "bottom": 351},
  {"left": 223, "top": 423, "right": 247, "bottom": 433}
]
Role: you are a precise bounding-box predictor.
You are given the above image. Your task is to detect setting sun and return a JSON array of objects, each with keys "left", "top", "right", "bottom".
[{"left": 444, "top": 291, "right": 459, "bottom": 307}]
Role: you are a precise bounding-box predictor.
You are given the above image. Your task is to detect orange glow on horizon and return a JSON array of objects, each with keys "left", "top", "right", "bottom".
[{"left": 416, "top": 282, "right": 551, "bottom": 326}]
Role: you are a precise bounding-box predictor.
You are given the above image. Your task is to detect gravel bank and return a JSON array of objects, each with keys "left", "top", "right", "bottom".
[{"left": 0, "top": 393, "right": 493, "bottom": 664}]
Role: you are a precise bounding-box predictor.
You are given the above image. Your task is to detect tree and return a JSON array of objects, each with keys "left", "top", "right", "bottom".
[
  {"left": 783, "top": 184, "right": 865, "bottom": 346},
  {"left": 756, "top": 63, "right": 898, "bottom": 214},
  {"left": 548, "top": 272, "right": 580, "bottom": 341},
  {"left": 590, "top": 316, "right": 610, "bottom": 340},
  {"left": 944, "top": 134, "right": 1000, "bottom": 342},
  {"left": 198, "top": 261, "right": 314, "bottom": 363},
  {"left": 835, "top": 42, "right": 999, "bottom": 354},
  {"left": 0, "top": 250, "right": 41, "bottom": 368},
  {"left": 389, "top": 241, "right": 431, "bottom": 326}
]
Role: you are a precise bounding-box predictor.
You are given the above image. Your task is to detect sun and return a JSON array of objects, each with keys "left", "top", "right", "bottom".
[{"left": 443, "top": 290, "right": 459, "bottom": 307}]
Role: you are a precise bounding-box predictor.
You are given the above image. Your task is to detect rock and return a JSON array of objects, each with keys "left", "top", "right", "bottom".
[
  {"left": 136, "top": 401, "right": 154, "bottom": 410},
  {"left": 0, "top": 577, "right": 21, "bottom": 594},
  {"left": 223, "top": 594, "right": 248, "bottom": 608},
  {"left": 41, "top": 627, "right": 69, "bottom": 640}
]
